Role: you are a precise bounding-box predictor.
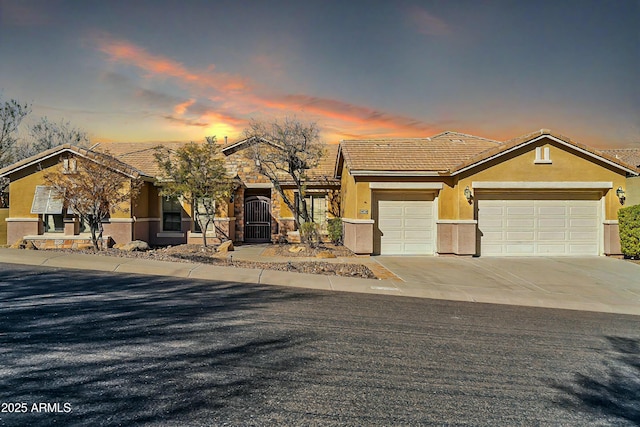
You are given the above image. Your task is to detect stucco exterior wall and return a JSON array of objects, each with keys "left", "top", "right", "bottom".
[{"left": 625, "top": 176, "right": 640, "bottom": 207}]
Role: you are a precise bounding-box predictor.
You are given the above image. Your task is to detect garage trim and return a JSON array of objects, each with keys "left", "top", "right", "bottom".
[
  {"left": 369, "top": 182, "right": 444, "bottom": 190},
  {"left": 472, "top": 181, "right": 613, "bottom": 190}
]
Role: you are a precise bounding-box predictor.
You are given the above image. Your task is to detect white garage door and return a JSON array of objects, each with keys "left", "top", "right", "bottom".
[
  {"left": 478, "top": 196, "right": 600, "bottom": 256},
  {"left": 375, "top": 193, "right": 435, "bottom": 255}
]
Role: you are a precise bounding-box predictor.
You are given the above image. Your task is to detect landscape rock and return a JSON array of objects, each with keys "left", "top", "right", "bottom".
[
  {"left": 10, "top": 239, "right": 38, "bottom": 250},
  {"left": 316, "top": 251, "right": 336, "bottom": 259},
  {"left": 217, "top": 240, "right": 234, "bottom": 252},
  {"left": 119, "top": 240, "right": 150, "bottom": 252},
  {"left": 288, "top": 245, "right": 306, "bottom": 253}
]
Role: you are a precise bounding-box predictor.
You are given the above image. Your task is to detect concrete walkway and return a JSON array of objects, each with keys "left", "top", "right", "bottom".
[{"left": 1, "top": 247, "right": 639, "bottom": 316}]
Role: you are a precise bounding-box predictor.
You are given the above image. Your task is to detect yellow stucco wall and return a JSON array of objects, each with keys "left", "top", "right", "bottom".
[
  {"left": 9, "top": 167, "right": 50, "bottom": 218},
  {"left": 133, "top": 182, "right": 150, "bottom": 218}
]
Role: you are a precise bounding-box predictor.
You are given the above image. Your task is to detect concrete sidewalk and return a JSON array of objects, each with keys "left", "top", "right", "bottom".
[{"left": 1, "top": 247, "right": 639, "bottom": 316}]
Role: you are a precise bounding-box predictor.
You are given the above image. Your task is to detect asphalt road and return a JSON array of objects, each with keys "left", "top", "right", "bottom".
[{"left": 0, "top": 263, "right": 638, "bottom": 426}]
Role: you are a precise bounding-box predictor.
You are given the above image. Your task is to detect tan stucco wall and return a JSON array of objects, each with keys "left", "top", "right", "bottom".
[{"left": 456, "top": 138, "right": 628, "bottom": 220}]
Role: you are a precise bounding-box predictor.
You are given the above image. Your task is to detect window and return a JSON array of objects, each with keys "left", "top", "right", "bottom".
[
  {"left": 162, "top": 196, "right": 182, "bottom": 231},
  {"left": 31, "top": 186, "right": 65, "bottom": 234},
  {"left": 296, "top": 193, "right": 328, "bottom": 230},
  {"left": 43, "top": 214, "right": 64, "bottom": 233},
  {"left": 535, "top": 146, "right": 552, "bottom": 164}
]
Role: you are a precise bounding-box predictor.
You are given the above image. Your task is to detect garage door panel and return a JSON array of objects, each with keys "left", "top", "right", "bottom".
[
  {"left": 537, "top": 244, "right": 567, "bottom": 254},
  {"left": 478, "top": 196, "right": 600, "bottom": 256},
  {"left": 569, "top": 231, "right": 598, "bottom": 240},
  {"left": 570, "top": 218, "right": 598, "bottom": 227},
  {"left": 404, "top": 218, "right": 430, "bottom": 228},
  {"left": 507, "top": 218, "right": 535, "bottom": 228},
  {"left": 538, "top": 218, "right": 566, "bottom": 228},
  {"left": 505, "top": 244, "right": 535, "bottom": 254},
  {"left": 506, "top": 231, "right": 535, "bottom": 240},
  {"left": 538, "top": 231, "right": 566, "bottom": 240},
  {"left": 569, "top": 244, "right": 598, "bottom": 254},
  {"left": 538, "top": 206, "right": 565, "bottom": 215},
  {"left": 507, "top": 206, "right": 535, "bottom": 215}
]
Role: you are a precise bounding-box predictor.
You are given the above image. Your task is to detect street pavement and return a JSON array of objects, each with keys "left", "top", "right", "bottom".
[
  {"left": 0, "top": 264, "right": 638, "bottom": 426},
  {"left": 1, "top": 247, "right": 639, "bottom": 315}
]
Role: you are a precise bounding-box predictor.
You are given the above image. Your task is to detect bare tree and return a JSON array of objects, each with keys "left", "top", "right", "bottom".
[
  {"left": 0, "top": 96, "right": 31, "bottom": 168},
  {"left": 243, "top": 117, "right": 325, "bottom": 228},
  {"left": 0, "top": 96, "right": 31, "bottom": 206},
  {"left": 154, "top": 137, "right": 231, "bottom": 248},
  {"left": 44, "top": 152, "right": 142, "bottom": 251},
  {"left": 17, "top": 117, "right": 90, "bottom": 159}
]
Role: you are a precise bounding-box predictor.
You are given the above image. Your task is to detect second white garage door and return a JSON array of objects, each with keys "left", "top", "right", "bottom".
[
  {"left": 375, "top": 193, "right": 435, "bottom": 255},
  {"left": 477, "top": 196, "right": 601, "bottom": 256}
]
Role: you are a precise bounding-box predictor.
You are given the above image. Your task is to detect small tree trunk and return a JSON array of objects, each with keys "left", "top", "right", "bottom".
[
  {"left": 90, "top": 221, "right": 99, "bottom": 251},
  {"left": 97, "top": 221, "right": 104, "bottom": 251},
  {"left": 202, "top": 219, "right": 208, "bottom": 248}
]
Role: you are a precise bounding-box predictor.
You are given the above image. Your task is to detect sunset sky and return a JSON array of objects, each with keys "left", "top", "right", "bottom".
[{"left": 0, "top": 0, "right": 637, "bottom": 148}]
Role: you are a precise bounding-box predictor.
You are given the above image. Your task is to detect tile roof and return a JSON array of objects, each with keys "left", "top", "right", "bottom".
[
  {"left": 96, "top": 140, "right": 339, "bottom": 183},
  {"left": 338, "top": 129, "right": 638, "bottom": 176},
  {"left": 601, "top": 148, "right": 640, "bottom": 169},
  {"left": 338, "top": 131, "right": 501, "bottom": 173},
  {"left": 93, "top": 141, "right": 189, "bottom": 178}
]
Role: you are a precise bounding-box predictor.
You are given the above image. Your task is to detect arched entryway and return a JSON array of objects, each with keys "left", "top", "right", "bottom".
[{"left": 244, "top": 195, "right": 271, "bottom": 242}]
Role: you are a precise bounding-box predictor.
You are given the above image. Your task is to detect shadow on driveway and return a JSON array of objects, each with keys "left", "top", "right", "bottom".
[{"left": 0, "top": 265, "right": 318, "bottom": 426}]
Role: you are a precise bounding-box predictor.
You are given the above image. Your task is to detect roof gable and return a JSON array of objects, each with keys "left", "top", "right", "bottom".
[
  {"left": 450, "top": 129, "right": 639, "bottom": 176},
  {"left": 0, "top": 144, "right": 149, "bottom": 180},
  {"left": 221, "top": 136, "right": 280, "bottom": 156}
]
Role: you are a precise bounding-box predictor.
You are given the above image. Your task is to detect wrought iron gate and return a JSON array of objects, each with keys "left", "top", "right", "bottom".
[{"left": 244, "top": 196, "right": 271, "bottom": 242}]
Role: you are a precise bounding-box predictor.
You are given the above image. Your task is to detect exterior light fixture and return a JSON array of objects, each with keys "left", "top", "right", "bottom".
[
  {"left": 464, "top": 186, "right": 473, "bottom": 203},
  {"left": 616, "top": 186, "right": 626, "bottom": 204}
]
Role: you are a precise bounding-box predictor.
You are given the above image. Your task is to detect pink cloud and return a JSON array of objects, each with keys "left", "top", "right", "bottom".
[
  {"left": 173, "top": 99, "right": 195, "bottom": 115},
  {"left": 94, "top": 34, "right": 249, "bottom": 93},
  {"left": 93, "top": 34, "right": 437, "bottom": 140}
]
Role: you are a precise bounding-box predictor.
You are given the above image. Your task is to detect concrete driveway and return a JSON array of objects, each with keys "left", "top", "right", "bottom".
[{"left": 374, "top": 256, "right": 640, "bottom": 315}]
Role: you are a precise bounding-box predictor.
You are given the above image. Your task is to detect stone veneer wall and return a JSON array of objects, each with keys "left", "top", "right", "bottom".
[
  {"left": 226, "top": 150, "right": 293, "bottom": 243},
  {"left": 25, "top": 236, "right": 114, "bottom": 249}
]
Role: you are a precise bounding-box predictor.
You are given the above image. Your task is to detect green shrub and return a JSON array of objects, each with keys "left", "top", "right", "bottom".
[
  {"left": 327, "top": 218, "right": 342, "bottom": 244},
  {"left": 299, "top": 221, "right": 321, "bottom": 247},
  {"left": 618, "top": 204, "right": 640, "bottom": 257}
]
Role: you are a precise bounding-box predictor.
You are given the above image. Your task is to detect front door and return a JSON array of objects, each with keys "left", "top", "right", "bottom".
[{"left": 244, "top": 195, "right": 271, "bottom": 242}]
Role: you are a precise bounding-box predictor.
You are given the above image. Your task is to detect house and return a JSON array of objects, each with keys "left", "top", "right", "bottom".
[
  {"left": 336, "top": 129, "right": 638, "bottom": 257},
  {"left": 0, "top": 138, "right": 339, "bottom": 248},
  {"left": 2, "top": 128, "right": 637, "bottom": 256}
]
